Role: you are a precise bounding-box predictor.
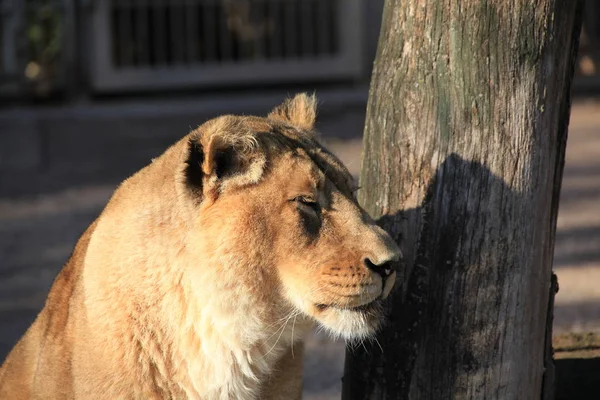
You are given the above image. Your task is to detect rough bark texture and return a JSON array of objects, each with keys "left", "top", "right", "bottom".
[{"left": 342, "top": 1, "right": 583, "bottom": 399}]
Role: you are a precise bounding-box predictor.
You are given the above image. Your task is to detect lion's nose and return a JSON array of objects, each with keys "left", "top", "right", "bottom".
[{"left": 364, "top": 258, "right": 395, "bottom": 279}]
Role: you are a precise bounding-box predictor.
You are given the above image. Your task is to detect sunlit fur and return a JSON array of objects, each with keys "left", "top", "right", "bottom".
[{"left": 0, "top": 93, "right": 401, "bottom": 400}]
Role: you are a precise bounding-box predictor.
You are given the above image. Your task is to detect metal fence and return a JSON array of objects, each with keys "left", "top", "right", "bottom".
[
  {"left": 90, "top": 0, "right": 364, "bottom": 92},
  {"left": 1, "top": 0, "right": 600, "bottom": 99}
]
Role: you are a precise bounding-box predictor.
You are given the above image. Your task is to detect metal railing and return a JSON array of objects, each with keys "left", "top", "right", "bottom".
[
  {"left": 2, "top": 0, "right": 599, "bottom": 99},
  {"left": 89, "top": 0, "right": 364, "bottom": 92}
]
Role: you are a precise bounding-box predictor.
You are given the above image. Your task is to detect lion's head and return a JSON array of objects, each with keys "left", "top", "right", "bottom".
[{"left": 180, "top": 94, "right": 401, "bottom": 341}]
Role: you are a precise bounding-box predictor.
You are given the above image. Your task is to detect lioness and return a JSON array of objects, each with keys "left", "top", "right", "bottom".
[{"left": 0, "top": 94, "right": 401, "bottom": 399}]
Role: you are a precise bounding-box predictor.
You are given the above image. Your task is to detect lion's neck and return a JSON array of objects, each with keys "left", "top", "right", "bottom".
[{"left": 161, "top": 267, "right": 313, "bottom": 400}]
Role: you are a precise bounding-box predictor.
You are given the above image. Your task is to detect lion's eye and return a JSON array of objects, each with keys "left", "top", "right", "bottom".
[
  {"left": 292, "top": 196, "right": 321, "bottom": 237},
  {"left": 293, "top": 196, "right": 320, "bottom": 216}
]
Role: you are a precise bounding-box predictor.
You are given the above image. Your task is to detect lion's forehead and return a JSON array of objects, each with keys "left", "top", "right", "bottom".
[
  {"left": 220, "top": 115, "right": 356, "bottom": 197},
  {"left": 281, "top": 147, "right": 355, "bottom": 198},
  {"left": 307, "top": 151, "right": 355, "bottom": 197}
]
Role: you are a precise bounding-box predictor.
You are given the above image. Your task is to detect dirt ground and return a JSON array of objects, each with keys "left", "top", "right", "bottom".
[{"left": 0, "top": 100, "right": 599, "bottom": 398}]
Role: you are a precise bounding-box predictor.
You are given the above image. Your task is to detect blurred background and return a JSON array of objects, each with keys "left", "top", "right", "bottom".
[{"left": 0, "top": 1, "right": 599, "bottom": 398}]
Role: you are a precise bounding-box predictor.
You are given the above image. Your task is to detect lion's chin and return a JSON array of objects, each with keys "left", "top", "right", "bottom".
[{"left": 311, "top": 301, "right": 384, "bottom": 341}]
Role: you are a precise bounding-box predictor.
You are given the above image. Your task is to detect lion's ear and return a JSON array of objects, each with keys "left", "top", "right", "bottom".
[
  {"left": 185, "top": 118, "right": 266, "bottom": 200},
  {"left": 268, "top": 93, "right": 317, "bottom": 130}
]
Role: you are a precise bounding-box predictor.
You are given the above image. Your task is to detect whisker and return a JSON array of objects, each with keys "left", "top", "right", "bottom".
[
  {"left": 291, "top": 313, "right": 298, "bottom": 358},
  {"left": 261, "top": 311, "right": 297, "bottom": 359},
  {"left": 372, "top": 337, "right": 384, "bottom": 353}
]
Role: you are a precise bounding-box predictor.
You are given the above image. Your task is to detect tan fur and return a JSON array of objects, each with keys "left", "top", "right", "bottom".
[
  {"left": 0, "top": 94, "right": 401, "bottom": 399},
  {"left": 268, "top": 93, "right": 317, "bottom": 130}
]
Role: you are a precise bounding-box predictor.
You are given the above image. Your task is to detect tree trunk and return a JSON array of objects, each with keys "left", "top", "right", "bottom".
[{"left": 342, "top": 1, "right": 583, "bottom": 399}]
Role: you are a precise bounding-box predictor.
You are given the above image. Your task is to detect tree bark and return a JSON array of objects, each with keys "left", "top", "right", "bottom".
[{"left": 342, "top": 1, "right": 583, "bottom": 399}]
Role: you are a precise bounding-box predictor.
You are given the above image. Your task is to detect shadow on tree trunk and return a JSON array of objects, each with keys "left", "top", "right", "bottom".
[{"left": 344, "top": 153, "right": 551, "bottom": 399}]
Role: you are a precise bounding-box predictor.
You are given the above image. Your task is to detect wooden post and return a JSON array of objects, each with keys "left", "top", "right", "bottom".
[{"left": 342, "top": 1, "right": 584, "bottom": 399}]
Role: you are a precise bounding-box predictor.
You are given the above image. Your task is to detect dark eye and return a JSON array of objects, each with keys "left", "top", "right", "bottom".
[
  {"left": 293, "top": 196, "right": 320, "bottom": 216},
  {"left": 293, "top": 196, "right": 321, "bottom": 237}
]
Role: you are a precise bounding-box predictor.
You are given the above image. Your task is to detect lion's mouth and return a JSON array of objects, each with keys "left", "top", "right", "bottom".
[
  {"left": 310, "top": 296, "right": 385, "bottom": 340},
  {"left": 314, "top": 272, "right": 396, "bottom": 314},
  {"left": 315, "top": 299, "right": 380, "bottom": 313}
]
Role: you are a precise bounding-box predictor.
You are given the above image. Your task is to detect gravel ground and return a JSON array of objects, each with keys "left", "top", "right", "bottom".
[{"left": 1, "top": 101, "right": 599, "bottom": 398}]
